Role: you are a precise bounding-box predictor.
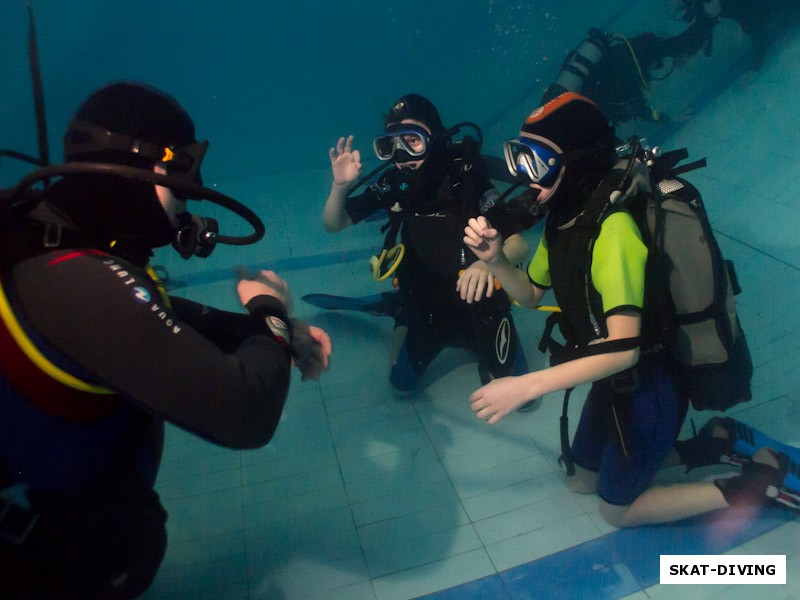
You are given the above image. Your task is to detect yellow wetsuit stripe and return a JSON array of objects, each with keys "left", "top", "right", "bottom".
[
  {"left": 145, "top": 264, "right": 172, "bottom": 308},
  {"left": 0, "top": 278, "right": 113, "bottom": 394}
]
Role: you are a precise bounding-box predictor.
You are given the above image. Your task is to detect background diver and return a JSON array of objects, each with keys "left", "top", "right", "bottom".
[
  {"left": 675, "top": 0, "right": 800, "bottom": 81},
  {"left": 542, "top": 16, "right": 714, "bottom": 126}
]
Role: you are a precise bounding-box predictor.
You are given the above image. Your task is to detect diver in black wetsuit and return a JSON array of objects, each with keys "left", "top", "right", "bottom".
[
  {"left": 323, "top": 94, "right": 530, "bottom": 393},
  {"left": 677, "top": 0, "right": 800, "bottom": 74},
  {"left": 0, "top": 82, "right": 331, "bottom": 599},
  {"left": 542, "top": 17, "right": 714, "bottom": 125}
]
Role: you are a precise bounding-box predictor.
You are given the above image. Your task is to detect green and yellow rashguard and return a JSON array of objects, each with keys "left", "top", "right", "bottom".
[{"left": 528, "top": 210, "right": 647, "bottom": 316}]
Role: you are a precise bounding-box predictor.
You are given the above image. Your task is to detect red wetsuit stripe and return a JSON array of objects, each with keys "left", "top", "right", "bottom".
[
  {"left": 48, "top": 249, "right": 106, "bottom": 265},
  {"left": 0, "top": 275, "right": 123, "bottom": 422}
]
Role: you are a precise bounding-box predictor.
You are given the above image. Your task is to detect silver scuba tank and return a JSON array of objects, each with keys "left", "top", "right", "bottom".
[{"left": 552, "top": 31, "right": 607, "bottom": 92}]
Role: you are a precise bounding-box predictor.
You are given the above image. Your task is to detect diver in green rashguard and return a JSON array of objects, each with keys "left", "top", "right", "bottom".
[{"left": 462, "top": 92, "right": 790, "bottom": 526}]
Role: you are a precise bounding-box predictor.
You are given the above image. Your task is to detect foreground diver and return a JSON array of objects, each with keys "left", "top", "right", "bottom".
[
  {"left": 0, "top": 81, "right": 331, "bottom": 598},
  {"left": 323, "top": 94, "right": 530, "bottom": 392},
  {"left": 463, "top": 92, "right": 788, "bottom": 526}
]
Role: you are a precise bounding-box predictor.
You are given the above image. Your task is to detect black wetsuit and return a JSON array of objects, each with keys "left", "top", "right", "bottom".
[
  {"left": 345, "top": 146, "right": 527, "bottom": 390},
  {"left": 717, "top": 0, "right": 800, "bottom": 70},
  {"left": 0, "top": 206, "right": 293, "bottom": 598}
]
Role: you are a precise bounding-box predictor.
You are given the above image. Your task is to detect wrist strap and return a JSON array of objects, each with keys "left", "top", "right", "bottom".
[
  {"left": 245, "top": 295, "right": 294, "bottom": 359},
  {"left": 265, "top": 315, "right": 292, "bottom": 355}
]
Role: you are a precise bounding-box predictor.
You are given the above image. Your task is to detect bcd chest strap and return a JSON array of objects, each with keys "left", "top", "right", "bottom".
[
  {"left": 538, "top": 312, "right": 644, "bottom": 476},
  {"left": 537, "top": 310, "right": 642, "bottom": 365}
]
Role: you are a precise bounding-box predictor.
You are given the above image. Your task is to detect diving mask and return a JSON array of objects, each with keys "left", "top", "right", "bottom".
[
  {"left": 373, "top": 124, "right": 430, "bottom": 162},
  {"left": 64, "top": 120, "right": 209, "bottom": 199},
  {"left": 503, "top": 135, "right": 562, "bottom": 187}
]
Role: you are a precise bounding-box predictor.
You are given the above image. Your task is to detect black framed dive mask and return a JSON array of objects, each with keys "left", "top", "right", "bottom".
[
  {"left": 373, "top": 124, "right": 431, "bottom": 162},
  {"left": 64, "top": 120, "right": 209, "bottom": 198}
]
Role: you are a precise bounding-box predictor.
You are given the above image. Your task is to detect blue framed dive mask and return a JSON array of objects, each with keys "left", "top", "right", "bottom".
[{"left": 503, "top": 135, "right": 562, "bottom": 187}]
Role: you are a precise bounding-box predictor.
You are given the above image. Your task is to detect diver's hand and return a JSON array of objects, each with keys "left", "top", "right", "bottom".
[
  {"left": 236, "top": 269, "right": 293, "bottom": 315},
  {"left": 469, "top": 375, "right": 535, "bottom": 425},
  {"left": 329, "top": 135, "right": 362, "bottom": 187},
  {"left": 463, "top": 216, "right": 504, "bottom": 265},
  {"left": 456, "top": 261, "right": 496, "bottom": 304},
  {"left": 290, "top": 319, "right": 332, "bottom": 381},
  {"left": 702, "top": 0, "right": 722, "bottom": 19}
]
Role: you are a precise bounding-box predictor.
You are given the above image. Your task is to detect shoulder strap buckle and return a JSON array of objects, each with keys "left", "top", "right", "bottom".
[{"left": 42, "top": 223, "right": 62, "bottom": 248}]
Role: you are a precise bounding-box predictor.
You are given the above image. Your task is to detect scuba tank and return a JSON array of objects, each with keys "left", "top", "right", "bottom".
[{"left": 552, "top": 29, "right": 608, "bottom": 94}]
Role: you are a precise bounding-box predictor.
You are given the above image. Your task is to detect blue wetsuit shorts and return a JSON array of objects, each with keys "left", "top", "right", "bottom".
[{"left": 569, "top": 358, "right": 688, "bottom": 506}]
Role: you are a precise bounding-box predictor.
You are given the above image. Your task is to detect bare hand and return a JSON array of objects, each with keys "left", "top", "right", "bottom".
[
  {"left": 290, "top": 319, "right": 332, "bottom": 381},
  {"left": 236, "top": 269, "right": 293, "bottom": 314},
  {"left": 456, "top": 261, "right": 496, "bottom": 303},
  {"left": 463, "top": 216, "right": 504, "bottom": 264},
  {"left": 329, "top": 135, "right": 362, "bottom": 187},
  {"left": 469, "top": 376, "right": 533, "bottom": 425}
]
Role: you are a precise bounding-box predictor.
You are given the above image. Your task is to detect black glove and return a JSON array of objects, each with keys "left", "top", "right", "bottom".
[{"left": 484, "top": 188, "right": 547, "bottom": 238}]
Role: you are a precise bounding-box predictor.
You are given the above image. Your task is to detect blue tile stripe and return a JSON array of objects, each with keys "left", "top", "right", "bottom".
[
  {"left": 417, "top": 508, "right": 797, "bottom": 600},
  {"left": 164, "top": 247, "right": 375, "bottom": 290}
]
